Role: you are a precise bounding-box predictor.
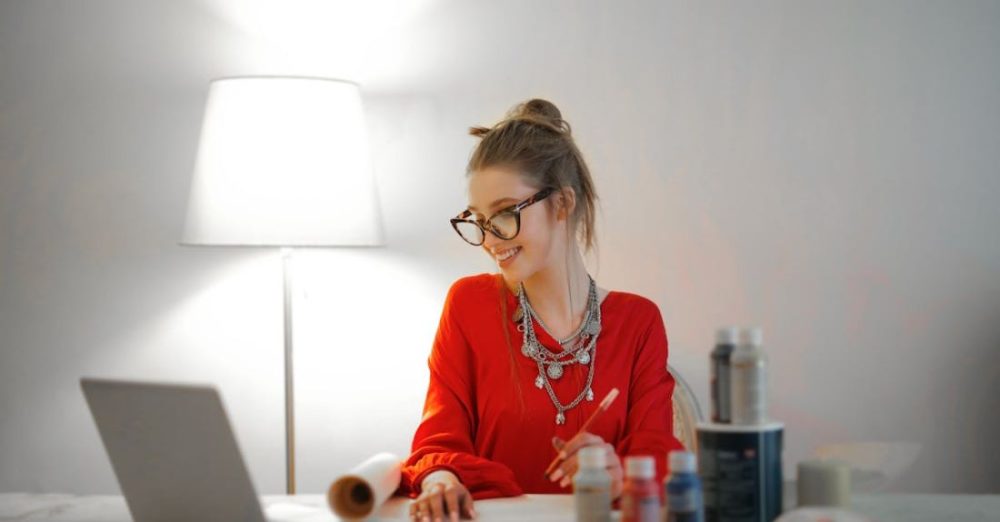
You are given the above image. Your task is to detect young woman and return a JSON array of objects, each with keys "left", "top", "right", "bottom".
[{"left": 400, "top": 99, "right": 684, "bottom": 521}]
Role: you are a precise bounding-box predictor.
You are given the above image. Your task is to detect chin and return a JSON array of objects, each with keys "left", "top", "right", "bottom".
[
  {"left": 501, "top": 264, "right": 536, "bottom": 286},
  {"left": 499, "top": 266, "right": 521, "bottom": 282},
  {"left": 497, "top": 247, "right": 542, "bottom": 285}
]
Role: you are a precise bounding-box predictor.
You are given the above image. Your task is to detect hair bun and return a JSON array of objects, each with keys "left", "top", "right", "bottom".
[
  {"left": 511, "top": 98, "right": 570, "bottom": 134},
  {"left": 518, "top": 99, "right": 562, "bottom": 121},
  {"left": 469, "top": 98, "right": 571, "bottom": 138}
]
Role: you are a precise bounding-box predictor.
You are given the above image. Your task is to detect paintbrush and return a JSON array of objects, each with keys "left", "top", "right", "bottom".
[{"left": 543, "top": 387, "right": 620, "bottom": 478}]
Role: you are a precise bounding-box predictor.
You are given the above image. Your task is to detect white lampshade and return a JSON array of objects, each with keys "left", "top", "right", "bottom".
[{"left": 182, "top": 77, "right": 384, "bottom": 246}]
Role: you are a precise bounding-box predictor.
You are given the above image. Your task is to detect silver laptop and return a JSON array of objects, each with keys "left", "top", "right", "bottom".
[{"left": 81, "top": 377, "right": 268, "bottom": 522}]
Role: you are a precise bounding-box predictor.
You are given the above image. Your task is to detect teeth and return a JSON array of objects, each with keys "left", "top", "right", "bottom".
[{"left": 497, "top": 247, "right": 520, "bottom": 261}]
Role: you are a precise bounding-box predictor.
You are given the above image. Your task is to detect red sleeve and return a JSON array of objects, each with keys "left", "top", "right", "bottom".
[
  {"left": 397, "top": 280, "right": 524, "bottom": 499},
  {"left": 615, "top": 301, "right": 686, "bottom": 485}
]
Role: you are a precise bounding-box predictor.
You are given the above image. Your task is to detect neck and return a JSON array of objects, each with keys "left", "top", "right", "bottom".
[{"left": 508, "top": 245, "right": 591, "bottom": 327}]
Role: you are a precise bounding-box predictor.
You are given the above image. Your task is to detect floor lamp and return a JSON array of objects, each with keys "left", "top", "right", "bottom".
[{"left": 180, "top": 76, "right": 384, "bottom": 494}]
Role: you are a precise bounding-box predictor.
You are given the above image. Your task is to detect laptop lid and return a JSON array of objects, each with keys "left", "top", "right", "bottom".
[{"left": 81, "top": 377, "right": 266, "bottom": 522}]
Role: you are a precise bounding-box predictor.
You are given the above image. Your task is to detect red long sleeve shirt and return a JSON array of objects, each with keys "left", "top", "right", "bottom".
[{"left": 398, "top": 273, "right": 684, "bottom": 499}]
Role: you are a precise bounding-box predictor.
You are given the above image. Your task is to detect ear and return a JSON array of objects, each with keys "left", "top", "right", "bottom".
[{"left": 556, "top": 187, "right": 576, "bottom": 220}]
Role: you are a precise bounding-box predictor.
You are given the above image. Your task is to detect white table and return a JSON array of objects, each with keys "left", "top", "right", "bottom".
[{"left": 1, "top": 492, "right": 998, "bottom": 521}]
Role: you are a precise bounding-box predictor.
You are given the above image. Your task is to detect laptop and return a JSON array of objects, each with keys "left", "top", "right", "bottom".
[{"left": 81, "top": 377, "right": 270, "bottom": 522}]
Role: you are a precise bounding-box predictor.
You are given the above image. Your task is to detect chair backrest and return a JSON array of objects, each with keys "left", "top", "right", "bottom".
[{"left": 668, "top": 364, "right": 703, "bottom": 453}]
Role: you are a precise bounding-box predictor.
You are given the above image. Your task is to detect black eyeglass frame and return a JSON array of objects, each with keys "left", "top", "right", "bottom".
[{"left": 450, "top": 187, "right": 556, "bottom": 246}]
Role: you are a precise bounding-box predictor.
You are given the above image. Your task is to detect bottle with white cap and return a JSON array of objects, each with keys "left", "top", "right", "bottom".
[
  {"left": 664, "top": 450, "right": 704, "bottom": 522},
  {"left": 730, "top": 327, "right": 768, "bottom": 425},
  {"left": 621, "top": 456, "right": 660, "bottom": 522},
  {"left": 573, "top": 446, "right": 612, "bottom": 522},
  {"left": 710, "top": 327, "right": 739, "bottom": 423}
]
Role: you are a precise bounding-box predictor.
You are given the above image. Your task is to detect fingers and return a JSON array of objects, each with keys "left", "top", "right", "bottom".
[
  {"left": 550, "top": 432, "right": 605, "bottom": 486},
  {"left": 428, "top": 483, "right": 446, "bottom": 522},
  {"left": 410, "top": 482, "right": 475, "bottom": 522},
  {"left": 603, "top": 443, "right": 621, "bottom": 472},
  {"left": 443, "top": 484, "right": 460, "bottom": 522},
  {"left": 408, "top": 483, "right": 445, "bottom": 522},
  {"left": 558, "top": 432, "right": 604, "bottom": 459},
  {"left": 552, "top": 436, "right": 566, "bottom": 451},
  {"left": 409, "top": 495, "right": 433, "bottom": 522},
  {"left": 609, "top": 474, "right": 624, "bottom": 499},
  {"left": 603, "top": 443, "right": 625, "bottom": 499},
  {"left": 408, "top": 496, "right": 423, "bottom": 522},
  {"left": 555, "top": 454, "right": 579, "bottom": 488},
  {"left": 460, "top": 492, "right": 477, "bottom": 520}
]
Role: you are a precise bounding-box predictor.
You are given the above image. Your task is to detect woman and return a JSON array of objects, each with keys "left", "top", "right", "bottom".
[{"left": 401, "top": 99, "right": 684, "bottom": 521}]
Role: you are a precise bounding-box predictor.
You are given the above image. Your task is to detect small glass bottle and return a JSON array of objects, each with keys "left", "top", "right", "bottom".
[
  {"left": 621, "top": 456, "right": 660, "bottom": 522},
  {"left": 573, "top": 446, "right": 612, "bottom": 522},
  {"left": 664, "top": 450, "right": 704, "bottom": 522},
  {"left": 730, "top": 327, "right": 768, "bottom": 425}
]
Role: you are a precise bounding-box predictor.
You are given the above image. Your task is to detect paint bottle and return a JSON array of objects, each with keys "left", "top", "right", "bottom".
[
  {"left": 621, "top": 456, "right": 660, "bottom": 522},
  {"left": 730, "top": 327, "right": 768, "bottom": 425},
  {"left": 664, "top": 450, "right": 704, "bottom": 522},
  {"left": 710, "top": 327, "right": 739, "bottom": 423},
  {"left": 573, "top": 446, "right": 612, "bottom": 522}
]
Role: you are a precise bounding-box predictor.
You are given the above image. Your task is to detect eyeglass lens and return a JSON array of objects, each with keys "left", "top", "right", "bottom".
[{"left": 455, "top": 211, "right": 518, "bottom": 245}]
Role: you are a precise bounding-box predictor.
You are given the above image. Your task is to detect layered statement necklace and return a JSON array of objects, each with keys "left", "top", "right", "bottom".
[{"left": 514, "top": 275, "right": 602, "bottom": 425}]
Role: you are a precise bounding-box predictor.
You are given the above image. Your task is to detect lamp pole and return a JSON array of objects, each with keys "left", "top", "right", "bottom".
[{"left": 282, "top": 247, "right": 296, "bottom": 494}]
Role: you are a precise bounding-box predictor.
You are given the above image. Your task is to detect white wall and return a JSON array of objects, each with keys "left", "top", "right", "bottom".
[{"left": 1, "top": 0, "right": 998, "bottom": 495}]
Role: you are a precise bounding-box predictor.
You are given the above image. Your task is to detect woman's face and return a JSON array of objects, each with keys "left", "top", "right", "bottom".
[{"left": 466, "top": 166, "right": 561, "bottom": 283}]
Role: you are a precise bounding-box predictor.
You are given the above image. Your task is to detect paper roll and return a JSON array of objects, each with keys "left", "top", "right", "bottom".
[{"left": 327, "top": 452, "right": 403, "bottom": 519}]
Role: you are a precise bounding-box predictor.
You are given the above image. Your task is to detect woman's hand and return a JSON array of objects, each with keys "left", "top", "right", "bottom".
[
  {"left": 410, "top": 469, "right": 476, "bottom": 522},
  {"left": 548, "top": 432, "right": 624, "bottom": 499}
]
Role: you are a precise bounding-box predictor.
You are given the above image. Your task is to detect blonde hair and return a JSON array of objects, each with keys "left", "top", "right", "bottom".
[
  {"left": 466, "top": 98, "right": 601, "bottom": 414},
  {"left": 467, "top": 98, "right": 598, "bottom": 253}
]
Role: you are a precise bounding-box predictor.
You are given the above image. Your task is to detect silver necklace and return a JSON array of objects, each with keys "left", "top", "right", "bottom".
[{"left": 515, "top": 276, "right": 602, "bottom": 424}]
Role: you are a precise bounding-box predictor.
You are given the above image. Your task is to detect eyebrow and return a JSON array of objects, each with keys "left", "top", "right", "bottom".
[{"left": 467, "top": 197, "right": 518, "bottom": 213}]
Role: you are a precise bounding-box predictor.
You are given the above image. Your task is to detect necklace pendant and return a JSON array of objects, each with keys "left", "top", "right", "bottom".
[
  {"left": 577, "top": 350, "right": 591, "bottom": 365},
  {"left": 555, "top": 412, "right": 566, "bottom": 425},
  {"left": 586, "top": 321, "right": 601, "bottom": 336},
  {"left": 546, "top": 364, "right": 563, "bottom": 379},
  {"left": 534, "top": 374, "right": 544, "bottom": 389},
  {"left": 586, "top": 388, "right": 595, "bottom": 401}
]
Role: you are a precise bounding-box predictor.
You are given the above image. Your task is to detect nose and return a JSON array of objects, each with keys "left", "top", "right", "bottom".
[{"left": 482, "top": 229, "right": 503, "bottom": 252}]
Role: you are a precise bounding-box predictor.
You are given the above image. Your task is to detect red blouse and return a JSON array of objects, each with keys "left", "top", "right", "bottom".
[{"left": 398, "top": 273, "right": 684, "bottom": 499}]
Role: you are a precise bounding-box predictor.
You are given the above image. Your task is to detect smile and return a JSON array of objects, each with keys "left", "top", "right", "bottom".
[{"left": 497, "top": 247, "right": 521, "bottom": 264}]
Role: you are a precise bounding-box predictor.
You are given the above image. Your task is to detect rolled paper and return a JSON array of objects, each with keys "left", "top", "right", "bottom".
[{"left": 327, "top": 452, "right": 403, "bottom": 519}]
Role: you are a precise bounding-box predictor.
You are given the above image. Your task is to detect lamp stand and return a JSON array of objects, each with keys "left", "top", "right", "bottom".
[{"left": 281, "top": 247, "right": 296, "bottom": 494}]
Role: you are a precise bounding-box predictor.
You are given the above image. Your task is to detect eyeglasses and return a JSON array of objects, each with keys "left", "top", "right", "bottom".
[{"left": 451, "top": 187, "right": 555, "bottom": 246}]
